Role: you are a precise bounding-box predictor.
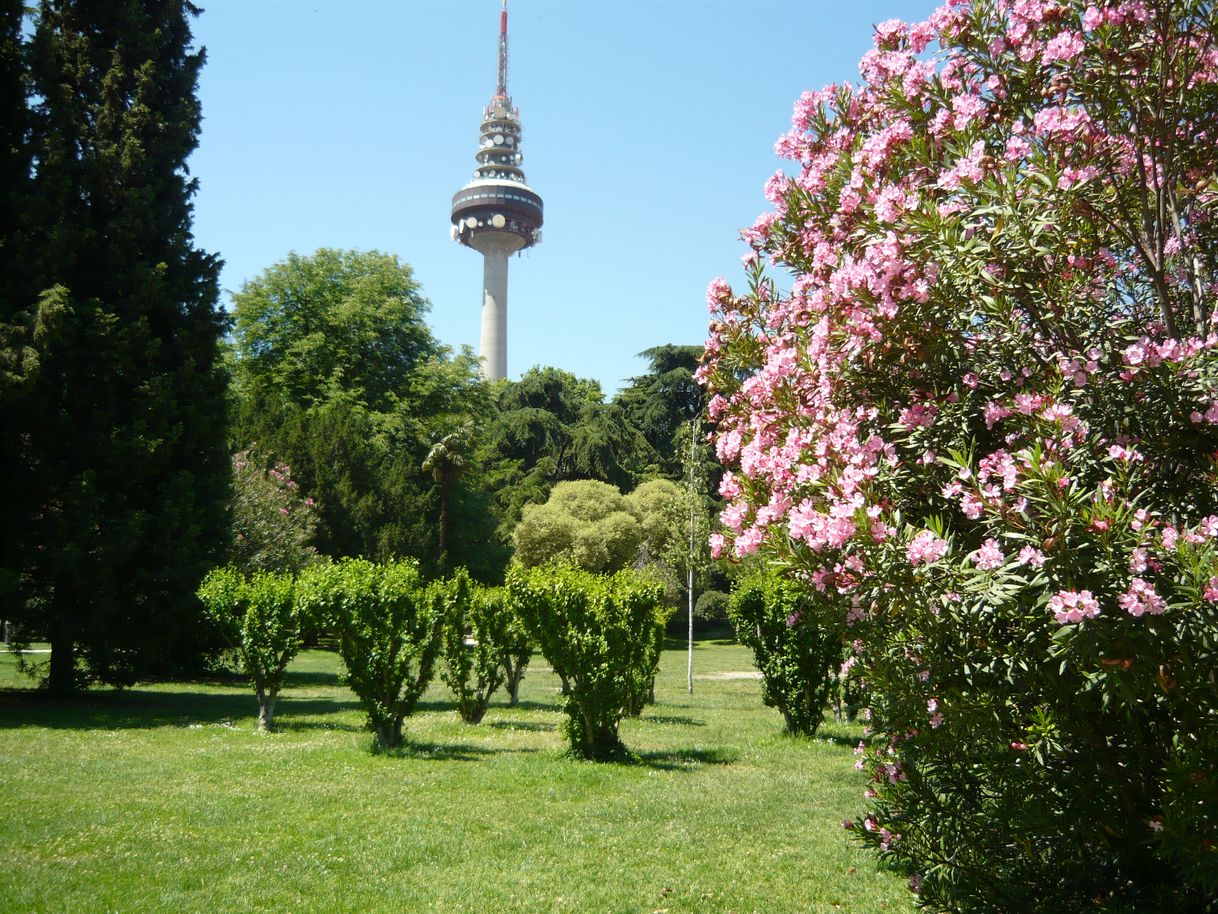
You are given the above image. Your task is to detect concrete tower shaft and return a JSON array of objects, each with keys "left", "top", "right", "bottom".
[{"left": 450, "top": 0, "right": 542, "bottom": 381}]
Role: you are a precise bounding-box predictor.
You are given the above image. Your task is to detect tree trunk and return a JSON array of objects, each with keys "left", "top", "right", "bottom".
[
  {"left": 373, "top": 714, "right": 405, "bottom": 750},
  {"left": 438, "top": 477, "right": 450, "bottom": 569},
  {"left": 47, "top": 631, "right": 77, "bottom": 696},
  {"left": 461, "top": 698, "right": 488, "bottom": 725},
  {"left": 256, "top": 685, "right": 276, "bottom": 731}
]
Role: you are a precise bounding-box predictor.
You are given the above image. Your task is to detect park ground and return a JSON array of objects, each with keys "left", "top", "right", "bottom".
[{"left": 0, "top": 639, "right": 912, "bottom": 914}]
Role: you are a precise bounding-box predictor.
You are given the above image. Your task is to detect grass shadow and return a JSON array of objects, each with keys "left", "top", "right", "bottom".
[
  {"left": 636, "top": 713, "right": 706, "bottom": 727},
  {"left": 811, "top": 720, "right": 867, "bottom": 749},
  {"left": 489, "top": 699, "right": 560, "bottom": 713},
  {"left": 281, "top": 669, "right": 344, "bottom": 688},
  {"left": 486, "top": 719, "right": 556, "bottom": 732},
  {"left": 0, "top": 687, "right": 359, "bottom": 731},
  {"left": 375, "top": 738, "right": 537, "bottom": 762},
  {"left": 277, "top": 721, "right": 362, "bottom": 736},
  {"left": 631, "top": 746, "right": 740, "bottom": 770}
]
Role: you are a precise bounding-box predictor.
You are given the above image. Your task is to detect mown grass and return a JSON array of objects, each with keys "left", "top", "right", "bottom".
[{"left": 0, "top": 639, "right": 912, "bottom": 914}]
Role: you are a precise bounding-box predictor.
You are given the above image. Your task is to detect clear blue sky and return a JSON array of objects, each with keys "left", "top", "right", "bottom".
[{"left": 189, "top": 0, "right": 935, "bottom": 396}]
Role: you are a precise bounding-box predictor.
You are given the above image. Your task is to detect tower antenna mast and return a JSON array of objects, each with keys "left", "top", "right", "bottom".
[
  {"left": 449, "top": 0, "right": 543, "bottom": 381},
  {"left": 497, "top": 0, "right": 509, "bottom": 97}
]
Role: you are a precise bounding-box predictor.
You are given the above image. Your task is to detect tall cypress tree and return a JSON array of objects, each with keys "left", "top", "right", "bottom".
[
  {"left": 9, "top": 0, "right": 229, "bottom": 692},
  {"left": 0, "top": 0, "right": 34, "bottom": 623}
]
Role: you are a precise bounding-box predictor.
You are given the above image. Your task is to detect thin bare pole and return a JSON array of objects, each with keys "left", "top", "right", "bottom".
[{"left": 688, "top": 418, "right": 696, "bottom": 695}]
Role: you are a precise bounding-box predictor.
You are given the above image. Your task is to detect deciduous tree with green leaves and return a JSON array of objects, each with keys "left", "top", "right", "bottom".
[
  {"left": 513, "top": 480, "right": 641, "bottom": 573},
  {"left": 727, "top": 574, "right": 841, "bottom": 737},
  {"left": 229, "top": 249, "right": 487, "bottom": 573},
  {"left": 476, "top": 585, "right": 532, "bottom": 707}
]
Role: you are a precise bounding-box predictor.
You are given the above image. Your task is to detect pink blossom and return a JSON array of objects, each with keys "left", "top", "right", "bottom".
[
  {"left": 706, "top": 277, "right": 732, "bottom": 312},
  {"left": 1118, "top": 578, "right": 1166, "bottom": 617},
  {"left": 1107, "top": 444, "right": 1144, "bottom": 463},
  {"left": 734, "top": 525, "right": 765, "bottom": 557},
  {"left": 951, "top": 93, "right": 986, "bottom": 130},
  {"left": 1017, "top": 545, "right": 1046, "bottom": 568},
  {"left": 984, "top": 401, "right": 1011, "bottom": 427},
  {"left": 972, "top": 538, "right": 1005, "bottom": 570},
  {"left": 1042, "top": 31, "right": 1084, "bottom": 64},
  {"left": 907, "top": 530, "right": 949, "bottom": 566},
  {"left": 1049, "top": 589, "right": 1102, "bottom": 624},
  {"left": 898, "top": 401, "right": 938, "bottom": 429},
  {"left": 873, "top": 18, "right": 908, "bottom": 49}
]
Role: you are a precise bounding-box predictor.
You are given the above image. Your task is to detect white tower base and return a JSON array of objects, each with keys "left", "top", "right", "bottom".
[{"left": 471, "top": 233, "right": 524, "bottom": 381}]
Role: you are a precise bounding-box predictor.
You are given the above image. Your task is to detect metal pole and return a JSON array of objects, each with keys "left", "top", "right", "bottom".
[{"left": 688, "top": 419, "right": 696, "bottom": 695}]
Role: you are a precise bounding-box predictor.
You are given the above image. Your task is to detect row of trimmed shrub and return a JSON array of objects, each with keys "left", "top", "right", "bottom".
[{"left": 197, "top": 561, "right": 670, "bottom": 758}]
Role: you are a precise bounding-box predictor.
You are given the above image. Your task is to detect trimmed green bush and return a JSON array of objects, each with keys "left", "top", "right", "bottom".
[
  {"left": 728, "top": 574, "right": 841, "bottom": 737},
  {"left": 694, "top": 589, "right": 730, "bottom": 623},
  {"left": 197, "top": 567, "right": 304, "bottom": 731},
  {"left": 436, "top": 570, "right": 507, "bottom": 724},
  {"left": 624, "top": 599, "right": 667, "bottom": 717},
  {"left": 506, "top": 565, "right": 669, "bottom": 759},
  {"left": 477, "top": 585, "right": 532, "bottom": 707},
  {"left": 297, "top": 558, "right": 441, "bottom": 749}
]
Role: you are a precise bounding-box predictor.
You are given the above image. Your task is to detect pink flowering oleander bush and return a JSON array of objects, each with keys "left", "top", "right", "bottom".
[
  {"left": 700, "top": 1, "right": 1218, "bottom": 910},
  {"left": 229, "top": 449, "right": 318, "bottom": 575}
]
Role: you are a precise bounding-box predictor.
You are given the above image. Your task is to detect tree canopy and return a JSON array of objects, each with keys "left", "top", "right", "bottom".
[
  {"left": 228, "top": 248, "right": 488, "bottom": 573},
  {"left": 513, "top": 478, "right": 687, "bottom": 577},
  {"left": 614, "top": 345, "right": 706, "bottom": 478},
  {"left": 231, "top": 248, "right": 439, "bottom": 412}
]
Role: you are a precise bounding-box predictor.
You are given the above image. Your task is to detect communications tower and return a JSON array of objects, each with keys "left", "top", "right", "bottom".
[{"left": 450, "top": 0, "right": 543, "bottom": 381}]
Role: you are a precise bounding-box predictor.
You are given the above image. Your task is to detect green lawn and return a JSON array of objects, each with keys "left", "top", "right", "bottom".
[{"left": 0, "top": 639, "right": 912, "bottom": 914}]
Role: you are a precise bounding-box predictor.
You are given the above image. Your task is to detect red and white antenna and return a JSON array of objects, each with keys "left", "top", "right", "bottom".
[{"left": 496, "top": 0, "right": 509, "bottom": 97}]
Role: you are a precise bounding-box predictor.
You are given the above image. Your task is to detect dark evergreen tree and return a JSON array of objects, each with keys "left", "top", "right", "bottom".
[
  {"left": 0, "top": 0, "right": 32, "bottom": 615},
  {"left": 614, "top": 345, "right": 706, "bottom": 479},
  {"left": 6, "top": 0, "right": 230, "bottom": 692},
  {"left": 475, "top": 366, "right": 649, "bottom": 547}
]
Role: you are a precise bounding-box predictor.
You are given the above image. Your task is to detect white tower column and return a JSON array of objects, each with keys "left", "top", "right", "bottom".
[
  {"left": 480, "top": 247, "right": 509, "bottom": 381},
  {"left": 450, "top": 1, "right": 542, "bottom": 379}
]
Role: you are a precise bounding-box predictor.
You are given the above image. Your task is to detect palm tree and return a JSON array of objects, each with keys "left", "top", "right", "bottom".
[{"left": 422, "top": 423, "right": 471, "bottom": 569}]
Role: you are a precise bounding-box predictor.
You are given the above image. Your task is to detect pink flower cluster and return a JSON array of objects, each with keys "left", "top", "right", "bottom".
[
  {"left": 1049, "top": 590, "right": 1101, "bottom": 624},
  {"left": 1118, "top": 578, "right": 1166, "bottom": 617},
  {"left": 908, "top": 530, "right": 949, "bottom": 566},
  {"left": 972, "top": 538, "right": 1005, "bottom": 571}
]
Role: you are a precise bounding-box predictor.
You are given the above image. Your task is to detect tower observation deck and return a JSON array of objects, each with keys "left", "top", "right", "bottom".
[{"left": 450, "top": 0, "right": 543, "bottom": 381}]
